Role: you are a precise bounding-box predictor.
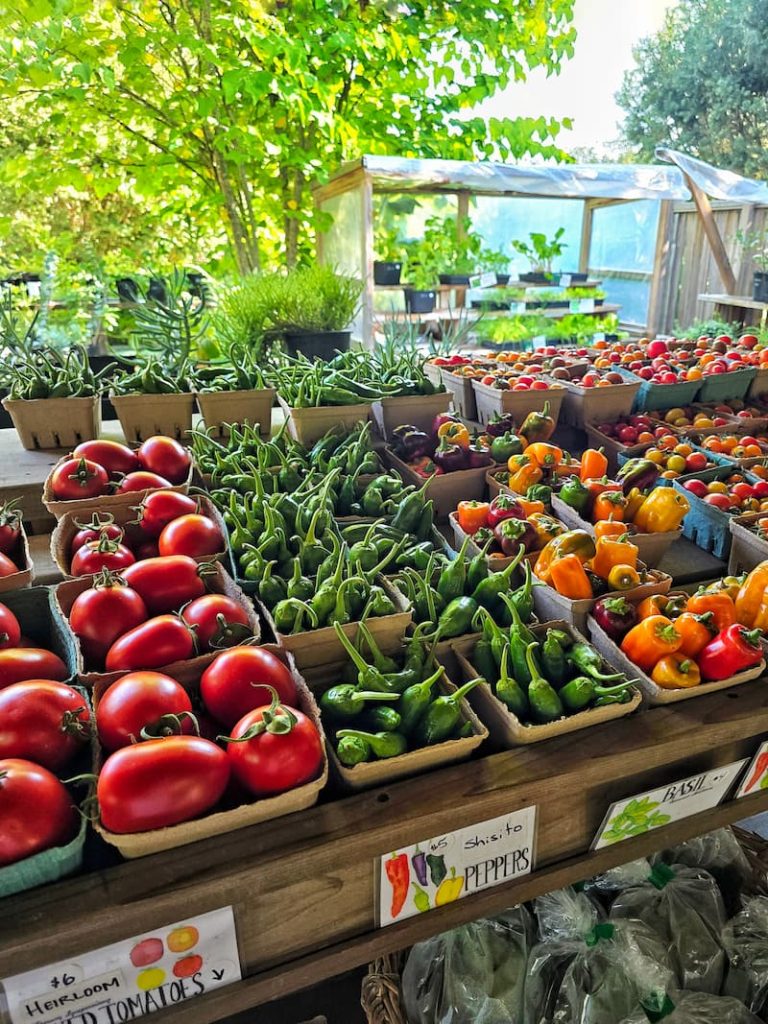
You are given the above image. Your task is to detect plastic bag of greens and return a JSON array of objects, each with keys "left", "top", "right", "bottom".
[
  {"left": 722, "top": 894, "right": 768, "bottom": 1016},
  {"left": 618, "top": 990, "right": 762, "bottom": 1024},
  {"left": 401, "top": 904, "right": 532, "bottom": 1024},
  {"left": 525, "top": 887, "right": 674, "bottom": 1024},
  {"left": 608, "top": 862, "right": 726, "bottom": 993},
  {"left": 651, "top": 828, "right": 751, "bottom": 915},
  {"left": 584, "top": 859, "right": 653, "bottom": 906}
]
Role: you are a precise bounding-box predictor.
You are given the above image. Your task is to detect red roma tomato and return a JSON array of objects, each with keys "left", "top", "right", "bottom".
[
  {"left": 116, "top": 471, "right": 172, "bottom": 493},
  {"left": 105, "top": 615, "right": 195, "bottom": 672},
  {"left": 97, "top": 737, "right": 229, "bottom": 833},
  {"left": 96, "top": 671, "right": 194, "bottom": 751},
  {"left": 0, "top": 553, "right": 18, "bottom": 578},
  {"left": 138, "top": 490, "right": 198, "bottom": 538},
  {"left": 73, "top": 440, "right": 139, "bottom": 478},
  {"left": 225, "top": 693, "right": 323, "bottom": 796},
  {"left": 0, "top": 603, "right": 21, "bottom": 650},
  {"left": 70, "top": 536, "right": 135, "bottom": 577},
  {"left": 50, "top": 457, "right": 109, "bottom": 501},
  {"left": 70, "top": 514, "right": 123, "bottom": 554},
  {"left": 122, "top": 556, "right": 206, "bottom": 614},
  {"left": 0, "top": 501, "right": 21, "bottom": 555},
  {"left": 0, "top": 649, "right": 68, "bottom": 690},
  {"left": 137, "top": 436, "right": 192, "bottom": 485},
  {"left": 69, "top": 570, "right": 149, "bottom": 665},
  {"left": 158, "top": 514, "right": 223, "bottom": 558},
  {"left": 181, "top": 594, "right": 251, "bottom": 650},
  {"left": 200, "top": 647, "right": 297, "bottom": 727},
  {"left": 0, "top": 758, "right": 77, "bottom": 864},
  {"left": 0, "top": 680, "right": 90, "bottom": 770}
]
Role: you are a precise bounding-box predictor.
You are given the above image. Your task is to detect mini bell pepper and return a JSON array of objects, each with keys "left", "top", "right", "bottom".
[
  {"left": 594, "top": 519, "right": 627, "bottom": 540},
  {"left": 580, "top": 447, "right": 609, "bottom": 482},
  {"left": 487, "top": 493, "right": 526, "bottom": 529},
  {"left": 410, "top": 457, "right": 442, "bottom": 478},
  {"left": 489, "top": 431, "right": 525, "bottom": 463},
  {"left": 528, "top": 512, "right": 565, "bottom": 548},
  {"left": 617, "top": 458, "right": 661, "bottom": 495},
  {"left": 526, "top": 483, "right": 552, "bottom": 506},
  {"left": 651, "top": 654, "right": 701, "bottom": 689},
  {"left": 456, "top": 500, "right": 490, "bottom": 535},
  {"left": 585, "top": 477, "right": 622, "bottom": 504},
  {"left": 620, "top": 615, "right": 682, "bottom": 672},
  {"left": 516, "top": 497, "right": 546, "bottom": 517},
  {"left": 701, "top": 574, "right": 746, "bottom": 603},
  {"left": 467, "top": 444, "right": 494, "bottom": 468},
  {"left": 636, "top": 592, "right": 679, "bottom": 620},
  {"left": 633, "top": 489, "right": 689, "bottom": 533},
  {"left": 494, "top": 517, "right": 536, "bottom": 556},
  {"left": 607, "top": 563, "right": 640, "bottom": 591},
  {"left": 735, "top": 561, "right": 768, "bottom": 627},
  {"left": 591, "top": 535, "right": 638, "bottom": 580},
  {"left": 593, "top": 490, "right": 628, "bottom": 522},
  {"left": 687, "top": 590, "right": 736, "bottom": 632},
  {"left": 519, "top": 402, "right": 555, "bottom": 444},
  {"left": 550, "top": 553, "right": 593, "bottom": 599},
  {"left": 436, "top": 421, "right": 470, "bottom": 448},
  {"left": 558, "top": 475, "right": 591, "bottom": 515},
  {"left": 624, "top": 487, "right": 646, "bottom": 521},
  {"left": 508, "top": 460, "right": 543, "bottom": 494},
  {"left": 674, "top": 611, "right": 716, "bottom": 658},
  {"left": 592, "top": 596, "right": 637, "bottom": 641},
  {"left": 534, "top": 529, "right": 596, "bottom": 583},
  {"left": 698, "top": 624, "right": 764, "bottom": 681},
  {"left": 525, "top": 442, "right": 563, "bottom": 468}
]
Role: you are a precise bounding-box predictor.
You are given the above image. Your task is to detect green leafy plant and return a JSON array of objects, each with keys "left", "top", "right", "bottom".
[
  {"left": 476, "top": 313, "right": 549, "bottom": 345},
  {"left": 512, "top": 228, "right": 567, "bottom": 273},
  {"left": 565, "top": 286, "right": 606, "bottom": 299},
  {"left": 673, "top": 318, "right": 743, "bottom": 339},
  {"left": 373, "top": 225, "right": 404, "bottom": 264},
  {"left": 405, "top": 215, "right": 508, "bottom": 286},
  {"left": 277, "top": 265, "right": 363, "bottom": 333},
  {"left": 737, "top": 228, "right": 768, "bottom": 272},
  {"left": 127, "top": 268, "right": 212, "bottom": 368},
  {"left": 213, "top": 275, "right": 278, "bottom": 364}
]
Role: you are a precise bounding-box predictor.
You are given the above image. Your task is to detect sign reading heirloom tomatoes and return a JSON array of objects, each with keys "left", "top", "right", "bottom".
[
  {"left": 1, "top": 908, "right": 240, "bottom": 1024},
  {"left": 378, "top": 806, "right": 536, "bottom": 927}
]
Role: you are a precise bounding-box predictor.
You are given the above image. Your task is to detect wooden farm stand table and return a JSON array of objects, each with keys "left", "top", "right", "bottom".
[{"left": 0, "top": 422, "right": 765, "bottom": 1021}]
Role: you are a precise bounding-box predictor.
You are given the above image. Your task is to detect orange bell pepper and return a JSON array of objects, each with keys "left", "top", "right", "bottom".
[
  {"left": 534, "top": 529, "right": 596, "bottom": 583},
  {"left": 636, "top": 593, "right": 670, "bottom": 620},
  {"left": 507, "top": 461, "right": 543, "bottom": 494},
  {"left": 620, "top": 615, "right": 682, "bottom": 672},
  {"left": 517, "top": 498, "right": 547, "bottom": 517},
  {"left": 592, "top": 490, "right": 627, "bottom": 522},
  {"left": 580, "top": 448, "right": 608, "bottom": 482},
  {"left": 549, "top": 553, "right": 593, "bottom": 599},
  {"left": 456, "top": 500, "right": 490, "bottom": 535},
  {"left": 607, "top": 564, "right": 641, "bottom": 591},
  {"left": 651, "top": 653, "right": 701, "bottom": 689},
  {"left": 735, "top": 561, "right": 768, "bottom": 627},
  {"left": 437, "top": 421, "right": 470, "bottom": 448},
  {"left": 525, "top": 442, "right": 563, "bottom": 468},
  {"left": 591, "top": 535, "right": 638, "bottom": 580},
  {"left": 674, "top": 611, "right": 716, "bottom": 658},
  {"left": 594, "top": 519, "right": 627, "bottom": 540},
  {"left": 687, "top": 590, "right": 736, "bottom": 633}
]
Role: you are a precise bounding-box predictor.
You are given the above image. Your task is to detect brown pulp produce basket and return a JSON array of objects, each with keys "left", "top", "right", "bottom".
[
  {"left": 110, "top": 392, "right": 196, "bottom": 443},
  {"left": 448, "top": 511, "right": 539, "bottom": 575},
  {"left": 0, "top": 523, "right": 33, "bottom": 593},
  {"left": 49, "top": 495, "right": 228, "bottom": 579},
  {"left": 382, "top": 446, "right": 492, "bottom": 521},
  {"left": 560, "top": 379, "right": 641, "bottom": 428},
  {"left": 587, "top": 615, "right": 765, "bottom": 705},
  {"left": 277, "top": 394, "right": 372, "bottom": 445},
  {"left": 439, "top": 369, "right": 478, "bottom": 420},
  {"left": 43, "top": 456, "right": 193, "bottom": 520},
  {"left": 728, "top": 512, "right": 768, "bottom": 574},
  {"left": 2, "top": 395, "right": 100, "bottom": 451},
  {"left": 372, "top": 391, "right": 452, "bottom": 438},
  {"left": 583, "top": 423, "right": 652, "bottom": 476},
  {"left": 446, "top": 621, "right": 641, "bottom": 748},
  {"left": 195, "top": 388, "right": 276, "bottom": 438},
  {"left": 532, "top": 569, "right": 672, "bottom": 635},
  {"left": 471, "top": 378, "right": 565, "bottom": 429},
  {"left": 52, "top": 561, "right": 260, "bottom": 686},
  {"left": 92, "top": 646, "right": 328, "bottom": 858},
  {"left": 300, "top": 656, "right": 487, "bottom": 792}
]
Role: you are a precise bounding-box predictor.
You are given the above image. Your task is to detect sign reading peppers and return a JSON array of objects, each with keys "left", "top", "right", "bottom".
[{"left": 378, "top": 807, "right": 536, "bottom": 927}]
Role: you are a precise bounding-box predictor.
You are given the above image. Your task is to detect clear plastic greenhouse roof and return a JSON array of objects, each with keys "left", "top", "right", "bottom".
[{"left": 337, "top": 149, "right": 768, "bottom": 204}]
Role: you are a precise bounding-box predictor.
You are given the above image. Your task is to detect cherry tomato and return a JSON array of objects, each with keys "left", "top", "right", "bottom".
[
  {"left": 50, "top": 457, "right": 109, "bottom": 501},
  {"left": 200, "top": 647, "right": 297, "bottom": 727},
  {"left": 0, "top": 680, "right": 90, "bottom": 770},
  {"left": 96, "top": 671, "right": 194, "bottom": 751},
  {"left": 70, "top": 514, "right": 124, "bottom": 555},
  {"left": 0, "top": 603, "right": 21, "bottom": 650},
  {"left": 137, "top": 437, "right": 192, "bottom": 485},
  {"left": 72, "top": 440, "right": 139, "bottom": 478},
  {"left": 116, "top": 471, "right": 172, "bottom": 493},
  {"left": 181, "top": 594, "right": 251, "bottom": 651},
  {"left": 0, "top": 552, "right": 18, "bottom": 578},
  {"left": 105, "top": 615, "right": 195, "bottom": 672},
  {"left": 138, "top": 490, "right": 198, "bottom": 538},
  {"left": 97, "top": 737, "right": 229, "bottom": 833},
  {"left": 122, "top": 556, "right": 206, "bottom": 614},
  {"left": 0, "top": 759, "right": 77, "bottom": 864},
  {"left": 70, "top": 537, "right": 135, "bottom": 577},
  {"left": 158, "top": 514, "right": 223, "bottom": 559},
  {"left": 225, "top": 696, "right": 323, "bottom": 796},
  {"left": 68, "top": 571, "right": 148, "bottom": 665},
  {"left": 0, "top": 502, "right": 21, "bottom": 555},
  {"left": 0, "top": 648, "right": 68, "bottom": 690}
]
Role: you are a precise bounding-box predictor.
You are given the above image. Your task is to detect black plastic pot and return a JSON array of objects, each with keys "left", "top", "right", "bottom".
[
  {"left": 471, "top": 300, "right": 508, "bottom": 311},
  {"left": 148, "top": 277, "right": 169, "bottom": 305},
  {"left": 562, "top": 271, "right": 588, "bottom": 283},
  {"left": 186, "top": 271, "right": 211, "bottom": 304},
  {"left": 373, "top": 261, "right": 403, "bottom": 286},
  {"left": 438, "top": 273, "right": 472, "bottom": 286},
  {"left": 283, "top": 330, "right": 351, "bottom": 360},
  {"left": 0, "top": 389, "right": 12, "bottom": 429},
  {"left": 520, "top": 272, "right": 555, "bottom": 284},
  {"left": 404, "top": 289, "right": 437, "bottom": 314},
  {"left": 753, "top": 272, "right": 768, "bottom": 303},
  {"left": 116, "top": 277, "right": 140, "bottom": 303},
  {"left": 496, "top": 274, "right": 511, "bottom": 285}
]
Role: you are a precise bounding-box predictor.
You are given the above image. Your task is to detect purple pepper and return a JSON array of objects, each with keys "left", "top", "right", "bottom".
[
  {"left": 433, "top": 439, "right": 469, "bottom": 473},
  {"left": 485, "top": 412, "right": 518, "bottom": 438},
  {"left": 400, "top": 429, "right": 434, "bottom": 460},
  {"left": 466, "top": 444, "right": 493, "bottom": 468},
  {"left": 411, "top": 848, "right": 428, "bottom": 886},
  {"left": 592, "top": 596, "right": 637, "bottom": 641}
]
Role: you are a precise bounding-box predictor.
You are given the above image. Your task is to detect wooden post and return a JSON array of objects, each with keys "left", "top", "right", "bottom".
[
  {"left": 361, "top": 171, "right": 375, "bottom": 347},
  {"left": 646, "top": 200, "right": 674, "bottom": 337},
  {"left": 456, "top": 192, "right": 469, "bottom": 237},
  {"left": 684, "top": 173, "right": 737, "bottom": 294},
  {"left": 579, "top": 199, "right": 593, "bottom": 275}
]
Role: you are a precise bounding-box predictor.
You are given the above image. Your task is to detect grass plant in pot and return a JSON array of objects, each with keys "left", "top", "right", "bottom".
[
  {"left": 278, "top": 265, "right": 363, "bottom": 359},
  {"left": 512, "top": 227, "right": 567, "bottom": 284},
  {"left": 736, "top": 227, "right": 768, "bottom": 303}
]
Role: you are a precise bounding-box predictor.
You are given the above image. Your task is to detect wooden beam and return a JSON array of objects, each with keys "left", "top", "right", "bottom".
[
  {"left": 683, "top": 173, "right": 737, "bottom": 294},
  {"left": 579, "top": 199, "right": 594, "bottom": 274},
  {"left": 361, "top": 171, "right": 375, "bottom": 346},
  {"left": 646, "top": 199, "right": 674, "bottom": 337}
]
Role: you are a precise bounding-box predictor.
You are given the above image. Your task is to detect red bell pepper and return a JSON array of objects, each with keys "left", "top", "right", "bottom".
[
  {"left": 487, "top": 493, "right": 526, "bottom": 529},
  {"left": 697, "top": 624, "right": 765, "bottom": 681}
]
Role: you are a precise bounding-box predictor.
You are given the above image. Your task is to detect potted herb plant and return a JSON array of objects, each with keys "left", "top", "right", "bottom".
[
  {"left": 373, "top": 226, "right": 404, "bottom": 286},
  {"left": 278, "top": 265, "right": 363, "bottom": 358},
  {"left": 736, "top": 228, "right": 768, "bottom": 302},
  {"left": 512, "top": 228, "right": 569, "bottom": 284}
]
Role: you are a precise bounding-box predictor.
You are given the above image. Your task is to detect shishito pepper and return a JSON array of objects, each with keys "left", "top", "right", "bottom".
[
  {"left": 534, "top": 529, "right": 596, "bottom": 583},
  {"left": 320, "top": 686, "right": 399, "bottom": 720},
  {"left": 456, "top": 500, "right": 490, "bottom": 535},
  {"left": 620, "top": 615, "right": 682, "bottom": 672},
  {"left": 560, "top": 676, "right": 632, "bottom": 711},
  {"left": 698, "top": 624, "right": 764, "bottom": 681},
  {"left": 651, "top": 654, "right": 701, "bottom": 689},
  {"left": 633, "top": 488, "right": 690, "bottom": 533},
  {"left": 519, "top": 402, "right": 555, "bottom": 444},
  {"left": 525, "top": 642, "right": 564, "bottom": 724},
  {"left": 495, "top": 646, "right": 528, "bottom": 718},
  {"left": 413, "top": 677, "right": 483, "bottom": 745},
  {"left": 735, "top": 561, "right": 768, "bottom": 627}
]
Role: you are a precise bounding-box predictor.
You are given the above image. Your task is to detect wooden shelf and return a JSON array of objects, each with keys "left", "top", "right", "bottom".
[
  {"left": 2, "top": 677, "right": 768, "bottom": 1021},
  {"left": 373, "top": 304, "right": 620, "bottom": 324},
  {"left": 699, "top": 292, "right": 768, "bottom": 311}
]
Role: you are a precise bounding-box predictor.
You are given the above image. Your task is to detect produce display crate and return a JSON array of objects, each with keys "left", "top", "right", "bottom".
[
  {"left": 448, "top": 511, "right": 539, "bottom": 574},
  {"left": 0, "top": 806, "right": 87, "bottom": 900},
  {"left": 671, "top": 477, "right": 734, "bottom": 560},
  {"left": 1, "top": 395, "right": 100, "bottom": 451},
  {"left": 300, "top": 657, "right": 487, "bottom": 792},
  {"left": 532, "top": 568, "right": 672, "bottom": 634},
  {"left": 728, "top": 511, "right": 768, "bottom": 575},
  {"left": 631, "top": 377, "right": 701, "bottom": 413},
  {"left": 49, "top": 495, "right": 228, "bottom": 578},
  {"left": 747, "top": 365, "right": 768, "bottom": 401},
  {"left": 560, "top": 379, "right": 641, "bottom": 428},
  {"left": 195, "top": 388, "right": 276, "bottom": 439},
  {"left": 277, "top": 395, "right": 372, "bottom": 446},
  {"left": 110, "top": 392, "right": 196, "bottom": 444},
  {"left": 92, "top": 646, "right": 328, "bottom": 858},
  {"left": 382, "top": 446, "right": 492, "bottom": 521},
  {"left": 1, "top": 585, "right": 79, "bottom": 680},
  {"left": 372, "top": 391, "right": 452, "bottom": 439},
  {"left": 51, "top": 562, "right": 260, "bottom": 686},
  {"left": 616, "top": 444, "right": 735, "bottom": 488},
  {"left": 696, "top": 367, "right": 757, "bottom": 404},
  {"left": 471, "top": 378, "right": 565, "bottom": 429},
  {"left": 448, "top": 622, "right": 641, "bottom": 747},
  {"left": 42, "top": 455, "right": 193, "bottom": 520},
  {"left": 424, "top": 362, "right": 443, "bottom": 388},
  {"left": 440, "top": 369, "right": 480, "bottom": 420},
  {"left": 587, "top": 615, "right": 766, "bottom": 706},
  {"left": 583, "top": 423, "right": 651, "bottom": 475},
  {"left": 0, "top": 523, "right": 33, "bottom": 593}
]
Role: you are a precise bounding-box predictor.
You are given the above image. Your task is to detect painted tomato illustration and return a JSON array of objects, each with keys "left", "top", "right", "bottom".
[
  {"left": 130, "top": 937, "right": 164, "bottom": 968},
  {"left": 167, "top": 925, "right": 199, "bottom": 953}
]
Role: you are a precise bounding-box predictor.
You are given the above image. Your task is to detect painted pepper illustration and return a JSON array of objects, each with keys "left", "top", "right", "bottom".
[
  {"left": 412, "top": 882, "right": 430, "bottom": 913},
  {"left": 385, "top": 853, "right": 410, "bottom": 919},
  {"left": 411, "top": 847, "right": 428, "bottom": 887},
  {"left": 435, "top": 867, "right": 464, "bottom": 906},
  {"left": 744, "top": 751, "right": 768, "bottom": 794},
  {"left": 426, "top": 853, "right": 447, "bottom": 886}
]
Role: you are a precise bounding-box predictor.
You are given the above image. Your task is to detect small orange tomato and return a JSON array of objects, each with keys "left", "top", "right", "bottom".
[{"left": 707, "top": 480, "right": 728, "bottom": 494}]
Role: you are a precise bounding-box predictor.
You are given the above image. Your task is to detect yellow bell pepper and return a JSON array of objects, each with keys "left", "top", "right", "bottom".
[
  {"left": 735, "top": 561, "right": 768, "bottom": 627},
  {"left": 435, "top": 867, "right": 464, "bottom": 906},
  {"left": 625, "top": 487, "right": 646, "bottom": 521},
  {"left": 527, "top": 512, "right": 565, "bottom": 547},
  {"left": 534, "top": 529, "right": 596, "bottom": 583},
  {"left": 507, "top": 461, "right": 543, "bottom": 494},
  {"left": 700, "top": 575, "right": 746, "bottom": 603},
  {"left": 633, "top": 489, "right": 689, "bottom": 533},
  {"left": 651, "top": 653, "right": 701, "bottom": 689}
]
